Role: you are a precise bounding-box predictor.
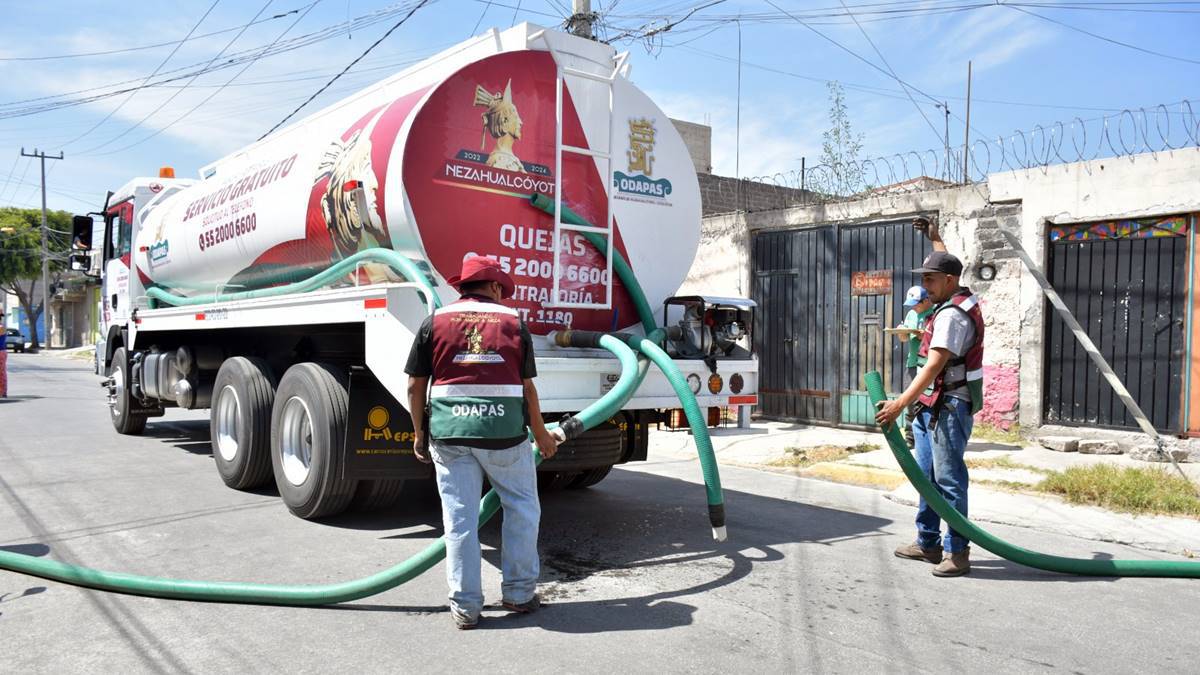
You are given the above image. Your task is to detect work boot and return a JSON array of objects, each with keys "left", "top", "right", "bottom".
[
  {"left": 502, "top": 594, "right": 541, "bottom": 614},
  {"left": 932, "top": 548, "right": 971, "bottom": 577},
  {"left": 894, "top": 541, "right": 943, "bottom": 564},
  {"left": 451, "top": 608, "right": 478, "bottom": 630}
]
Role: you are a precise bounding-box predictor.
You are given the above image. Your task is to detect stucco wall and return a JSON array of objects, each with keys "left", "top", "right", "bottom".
[
  {"left": 686, "top": 150, "right": 1200, "bottom": 431},
  {"left": 989, "top": 151, "right": 1200, "bottom": 427},
  {"left": 685, "top": 183, "right": 1025, "bottom": 428}
]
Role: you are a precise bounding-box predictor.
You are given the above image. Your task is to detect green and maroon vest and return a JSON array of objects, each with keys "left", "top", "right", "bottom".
[
  {"left": 429, "top": 297, "right": 526, "bottom": 440},
  {"left": 917, "top": 288, "right": 985, "bottom": 414}
]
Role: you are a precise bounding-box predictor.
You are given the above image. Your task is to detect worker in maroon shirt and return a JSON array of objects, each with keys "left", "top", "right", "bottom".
[{"left": 405, "top": 256, "right": 560, "bottom": 629}]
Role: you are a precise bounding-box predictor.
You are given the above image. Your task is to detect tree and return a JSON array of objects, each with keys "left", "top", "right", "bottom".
[
  {"left": 0, "top": 206, "right": 72, "bottom": 351},
  {"left": 817, "top": 81, "right": 867, "bottom": 197}
]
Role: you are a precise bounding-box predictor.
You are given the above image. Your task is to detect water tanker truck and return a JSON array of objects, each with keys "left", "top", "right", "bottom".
[{"left": 70, "top": 24, "right": 758, "bottom": 520}]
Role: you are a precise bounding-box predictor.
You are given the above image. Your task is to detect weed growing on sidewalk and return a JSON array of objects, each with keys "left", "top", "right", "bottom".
[
  {"left": 970, "top": 423, "right": 1024, "bottom": 445},
  {"left": 768, "top": 442, "right": 879, "bottom": 469},
  {"left": 1038, "top": 465, "right": 1200, "bottom": 518}
]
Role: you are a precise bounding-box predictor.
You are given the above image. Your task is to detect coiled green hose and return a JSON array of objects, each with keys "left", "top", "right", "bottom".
[
  {"left": 0, "top": 228, "right": 729, "bottom": 603},
  {"left": 866, "top": 370, "right": 1200, "bottom": 577},
  {"left": 0, "top": 336, "right": 642, "bottom": 605}
]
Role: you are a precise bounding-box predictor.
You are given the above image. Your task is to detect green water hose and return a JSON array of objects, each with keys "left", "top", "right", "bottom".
[
  {"left": 865, "top": 370, "right": 1200, "bottom": 578},
  {"left": 527, "top": 194, "right": 726, "bottom": 537},
  {"left": 551, "top": 330, "right": 726, "bottom": 540},
  {"left": 0, "top": 336, "right": 641, "bottom": 605},
  {"left": 145, "top": 248, "right": 440, "bottom": 310},
  {"left": 0, "top": 227, "right": 729, "bottom": 602},
  {"left": 529, "top": 193, "right": 657, "bottom": 336}
]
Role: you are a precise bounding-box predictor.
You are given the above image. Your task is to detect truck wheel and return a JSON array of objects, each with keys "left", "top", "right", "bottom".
[
  {"left": 537, "top": 471, "right": 579, "bottom": 492},
  {"left": 211, "top": 357, "right": 276, "bottom": 490},
  {"left": 270, "top": 362, "right": 357, "bottom": 519},
  {"left": 568, "top": 465, "right": 613, "bottom": 489},
  {"left": 108, "top": 347, "right": 147, "bottom": 436},
  {"left": 351, "top": 479, "right": 406, "bottom": 511}
]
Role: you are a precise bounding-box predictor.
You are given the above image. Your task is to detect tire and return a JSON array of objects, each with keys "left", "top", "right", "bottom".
[
  {"left": 537, "top": 471, "right": 580, "bottom": 492},
  {"left": 211, "top": 357, "right": 276, "bottom": 490},
  {"left": 350, "top": 479, "right": 406, "bottom": 511},
  {"left": 568, "top": 465, "right": 613, "bottom": 489},
  {"left": 541, "top": 417, "right": 624, "bottom": 472},
  {"left": 108, "top": 347, "right": 147, "bottom": 435},
  {"left": 270, "top": 362, "right": 357, "bottom": 519}
]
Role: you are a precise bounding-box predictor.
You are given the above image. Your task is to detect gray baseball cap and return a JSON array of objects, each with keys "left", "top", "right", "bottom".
[{"left": 912, "top": 251, "right": 963, "bottom": 276}]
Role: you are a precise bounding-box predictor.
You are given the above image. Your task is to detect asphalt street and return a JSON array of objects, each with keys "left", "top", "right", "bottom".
[{"left": 2, "top": 352, "right": 1197, "bottom": 673}]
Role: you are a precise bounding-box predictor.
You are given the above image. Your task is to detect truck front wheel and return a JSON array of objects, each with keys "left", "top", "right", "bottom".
[
  {"left": 108, "top": 347, "right": 147, "bottom": 436},
  {"left": 270, "top": 362, "right": 357, "bottom": 519},
  {"left": 211, "top": 357, "right": 276, "bottom": 490}
]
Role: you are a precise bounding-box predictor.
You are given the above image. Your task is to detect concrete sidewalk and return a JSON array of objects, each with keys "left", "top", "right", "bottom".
[{"left": 650, "top": 421, "right": 1200, "bottom": 558}]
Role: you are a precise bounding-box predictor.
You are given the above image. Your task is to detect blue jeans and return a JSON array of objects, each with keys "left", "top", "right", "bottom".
[
  {"left": 912, "top": 397, "right": 974, "bottom": 553},
  {"left": 430, "top": 439, "right": 541, "bottom": 622}
]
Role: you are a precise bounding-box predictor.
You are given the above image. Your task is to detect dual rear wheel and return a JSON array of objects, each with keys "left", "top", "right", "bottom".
[{"left": 209, "top": 359, "right": 402, "bottom": 519}]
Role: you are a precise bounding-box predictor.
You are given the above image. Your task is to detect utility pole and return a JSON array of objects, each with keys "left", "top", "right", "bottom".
[
  {"left": 962, "top": 61, "right": 972, "bottom": 184},
  {"left": 568, "top": 0, "right": 595, "bottom": 39},
  {"left": 935, "top": 102, "right": 950, "bottom": 182},
  {"left": 20, "top": 147, "right": 64, "bottom": 351}
]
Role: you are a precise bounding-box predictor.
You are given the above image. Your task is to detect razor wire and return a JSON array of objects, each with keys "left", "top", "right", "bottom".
[{"left": 718, "top": 98, "right": 1200, "bottom": 215}]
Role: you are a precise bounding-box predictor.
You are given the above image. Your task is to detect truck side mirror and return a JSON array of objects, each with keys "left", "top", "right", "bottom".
[
  {"left": 72, "top": 214, "right": 94, "bottom": 250},
  {"left": 69, "top": 252, "right": 92, "bottom": 273}
]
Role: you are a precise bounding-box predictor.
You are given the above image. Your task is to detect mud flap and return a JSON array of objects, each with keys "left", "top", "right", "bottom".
[{"left": 342, "top": 367, "right": 433, "bottom": 481}]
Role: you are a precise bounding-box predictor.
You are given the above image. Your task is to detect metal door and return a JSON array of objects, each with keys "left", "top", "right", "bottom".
[
  {"left": 1043, "top": 216, "right": 1190, "bottom": 433},
  {"left": 751, "top": 227, "right": 837, "bottom": 422},
  {"left": 837, "top": 221, "right": 931, "bottom": 425}
]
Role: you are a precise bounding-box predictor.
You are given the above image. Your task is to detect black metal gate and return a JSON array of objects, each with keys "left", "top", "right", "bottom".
[
  {"left": 752, "top": 227, "right": 837, "bottom": 421},
  {"left": 751, "top": 219, "right": 930, "bottom": 425},
  {"left": 1043, "top": 216, "right": 1191, "bottom": 433},
  {"left": 837, "top": 221, "right": 932, "bottom": 425}
]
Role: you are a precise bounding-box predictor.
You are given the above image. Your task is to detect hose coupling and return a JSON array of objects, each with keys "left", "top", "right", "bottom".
[
  {"left": 558, "top": 415, "right": 586, "bottom": 441},
  {"left": 708, "top": 504, "right": 727, "bottom": 542}
]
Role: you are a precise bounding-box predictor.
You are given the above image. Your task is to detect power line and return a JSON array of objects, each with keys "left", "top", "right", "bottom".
[
  {"left": 1004, "top": 3, "right": 1200, "bottom": 65},
  {"left": 0, "top": 155, "right": 21, "bottom": 203},
  {"left": 59, "top": 0, "right": 222, "bottom": 150},
  {"left": 765, "top": 0, "right": 994, "bottom": 147},
  {"left": 0, "top": 4, "right": 309, "bottom": 61},
  {"left": 258, "top": 0, "right": 431, "bottom": 140},
  {"left": 73, "top": 1, "right": 277, "bottom": 155},
  {"left": 0, "top": 1, "right": 426, "bottom": 119},
  {"left": 93, "top": 0, "right": 325, "bottom": 156},
  {"left": 0, "top": 157, "right": 33, "bottom": 205},
  {"left": 471, "top": 0, "right": 493, "bottom": 35},
  {"left": 835, "top": 0, "right": 944, "bottom": 146}
]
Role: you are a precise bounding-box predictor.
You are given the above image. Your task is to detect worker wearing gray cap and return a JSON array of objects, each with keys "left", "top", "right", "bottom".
[{"left": 876, "top": 218, "right": 985, "bottom": 577}]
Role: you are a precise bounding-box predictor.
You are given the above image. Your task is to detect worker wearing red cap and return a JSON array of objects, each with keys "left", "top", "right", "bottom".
[{"left": 404, "top": 255, "right": 560, "bottom": 629}]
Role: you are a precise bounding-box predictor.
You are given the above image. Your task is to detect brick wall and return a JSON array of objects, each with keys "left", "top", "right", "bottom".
[{"left": 697, "top": 173, "right": 816, "bottom": 216}]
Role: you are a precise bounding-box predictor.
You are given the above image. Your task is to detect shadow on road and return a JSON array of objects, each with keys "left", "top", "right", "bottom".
[
  {"left": 0, "top": 395, "right": 43, "bottom": 405},
  {"left": 144, "top": 420, "right": 213, "bottom": 456}
]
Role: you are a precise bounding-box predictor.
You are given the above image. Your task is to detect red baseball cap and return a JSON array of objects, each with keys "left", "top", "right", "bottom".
[{"left": 446, "top": 255, "right": 516, "bottom": 299}]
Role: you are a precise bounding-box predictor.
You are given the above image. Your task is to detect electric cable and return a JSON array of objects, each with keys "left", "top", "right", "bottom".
[
  {"left": 258, "top": 0, "right": 431, "bottom": 140},
  {"left": 58, "top": 1, "right": 222, "bottom": 150},
  {"left": 835, "top": 0, "right": 945, "bottom": 147},
  {"left": 92, "top": 1, "right": 327, "bottom": 156},
  {"left": 0, "top": 4, "right": 309, "bottom": 61},
  {"left": 75, "top": 1, "right": 280, "bottom": 156},
  {"left": 1004, "top": 3, "right": 1200, "bottom": 65},
  {"left": 0, "top": 1, "right": 430, "bottom": 119}
]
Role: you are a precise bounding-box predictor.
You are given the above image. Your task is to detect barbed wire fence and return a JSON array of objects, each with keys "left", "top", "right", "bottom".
[{"left": 711, "top": 98, "right": 1200, "bottom": 216}]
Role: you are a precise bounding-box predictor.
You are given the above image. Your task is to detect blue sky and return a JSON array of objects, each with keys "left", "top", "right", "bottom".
[{"left": 0, "top": 0, "right": 1196, "bottom": 215}]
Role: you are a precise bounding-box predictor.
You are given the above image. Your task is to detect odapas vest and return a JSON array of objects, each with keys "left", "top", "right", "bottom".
[
  {"left": 429, "top": 297, "right": 526, "bottom": 440},
  {"left": 917, "top": 288, "right": 985, "bottom": 414}
]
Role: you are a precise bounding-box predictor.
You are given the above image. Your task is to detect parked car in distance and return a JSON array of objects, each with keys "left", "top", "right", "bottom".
[{"left": 6, "top": 328, "right": 27, "bottom": 353}]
